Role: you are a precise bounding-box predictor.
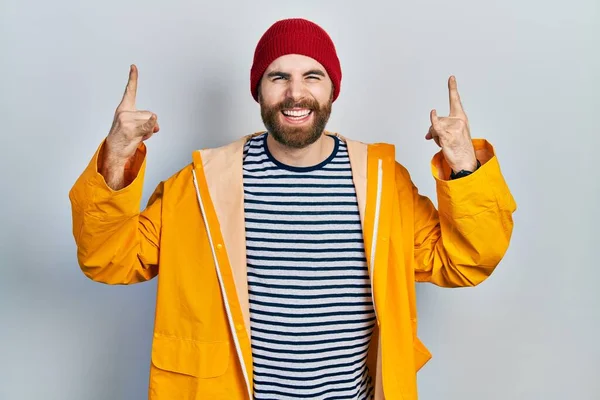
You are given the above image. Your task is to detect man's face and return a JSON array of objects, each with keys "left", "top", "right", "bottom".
[{"left": 258, "top": 54, "right": 334, "bottom": 149}]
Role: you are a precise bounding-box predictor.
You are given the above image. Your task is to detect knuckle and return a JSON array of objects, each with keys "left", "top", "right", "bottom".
[{"left": 115, "top": 110, "right": 129, "bottom": 122}]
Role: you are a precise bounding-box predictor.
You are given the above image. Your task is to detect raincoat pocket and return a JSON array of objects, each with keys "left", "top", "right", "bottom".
[{"left": 151, "top": 334, "right": 230, "bottom": 378}]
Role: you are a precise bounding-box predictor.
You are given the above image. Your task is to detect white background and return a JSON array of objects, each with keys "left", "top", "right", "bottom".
[{"left": 1, "top": 0, "right": 598, "bottom": 398}]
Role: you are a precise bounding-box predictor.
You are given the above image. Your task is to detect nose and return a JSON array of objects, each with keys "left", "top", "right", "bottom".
[{"left": 286, "top": 77, "right": 305, "bottom": 102}]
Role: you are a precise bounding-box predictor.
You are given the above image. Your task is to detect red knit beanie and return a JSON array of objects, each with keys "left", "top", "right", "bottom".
[{"left": 250, "top": 18, "right": 342, "bottom": 103}]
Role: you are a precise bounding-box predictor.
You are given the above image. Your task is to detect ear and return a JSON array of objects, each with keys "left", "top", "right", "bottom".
[{"left": 257, "top": 79, "right": 262, "bottom": 102}]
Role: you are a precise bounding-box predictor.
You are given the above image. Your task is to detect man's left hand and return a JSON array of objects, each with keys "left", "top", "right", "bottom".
[{"left": 425, "top": 75, "right": 478, "bottom": 173}]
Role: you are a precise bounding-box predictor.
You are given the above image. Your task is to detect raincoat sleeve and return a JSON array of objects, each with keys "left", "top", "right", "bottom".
[
  {"left": 68, "top": 140, "right": 161, "bottom": 284},
  {"left": 408, "top": 139, "right": 517, "bottom": 287}
]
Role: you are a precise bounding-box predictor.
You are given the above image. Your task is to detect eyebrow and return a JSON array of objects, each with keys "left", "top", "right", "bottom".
[{"left": 266, "top": 69, "right": 326, "bottom": 79}]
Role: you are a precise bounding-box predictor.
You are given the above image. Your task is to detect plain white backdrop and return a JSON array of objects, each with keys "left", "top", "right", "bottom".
[{"left": 1, "top": 0, "right": 598, "bottom": 399}]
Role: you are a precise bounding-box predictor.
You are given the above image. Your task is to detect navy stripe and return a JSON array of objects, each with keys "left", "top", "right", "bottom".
[
  {"left": 246, "top": 237, "right": 364, "bottom": 244},
  {"left": 250, "top": 323, "right": 376, "bottom": 338},
  {"left": 244, "top": 174, "right": 352, "bottom": 180},
  {"left": 250, "top": 315, "right": 377, "bottom": 329},
  {"left": 244, "top": 190, "right": 356, "bottom": 197},
  {"left": 245, "top": 227, "right": 363, "bottom": 235},
  {"left": 253, "top": 331, "right": 374, "bottom": 347},
  {"left": 253, "top": 347, "right": 368, "bottom": 365},
  {"left": 245, "top": 229, "right": 363, "bottom": 238},
  {"left": 250, "top": 308, "right": 373, "bottom": 320},
  {"left": 245, "top": 165, "right": 353, "bottom": 173},
  {"left": 244, "top": 198, "right": 359, "bottom": 207},
  {"left": 252, "top": 339, "right": 370, "bottom": 357},
  {"left": 247, "top": 271, "right": 370, "bottom": 281},
  {"left": 247, "top": 264, "right": 368, "bottom": 272},
  {"left": 253, "top": 354, "right": 368, "bottom": 374},
  {"left": 249, "top": 289, "right": 372, "bottom": 301},
  {"left": 244, "top": 182, "right": 356, "bottom": 188},
  {"left": 253, "top": 372, "right": 365, "bottom": 391},
  {"left": 246, "top": 246, "right": 364, "bottom": 253},
  {"left": 250, "top": 298, "right": 374, "bottom": 310},
  {"left": 253, "top": 376, "right": 367, "bottom": 398},
  {"left": 245, "top": 218, "right": 359, "bottom": 226},
  {"left": 248, "top": 279, "right": 370, "bottom": 291},
  {"left": 245, "top": 208, "right": 359, "bottom": 215},
  {"left": 247, "top": 254, "right": 366, "bottom": 262},
  {"left": 254, "top": 363, "right": 366, "bottom": 382}
]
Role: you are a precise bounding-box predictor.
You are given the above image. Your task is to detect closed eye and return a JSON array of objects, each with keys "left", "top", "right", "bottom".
[
  {"left": 304, "top": 70, "right": 326, "bottom": 80},
  {"left": 267, "top": 72, "right": 290, "bottom": 81},
  {"left": 266, "top": 70, "right": 326, "bottom": 82}
]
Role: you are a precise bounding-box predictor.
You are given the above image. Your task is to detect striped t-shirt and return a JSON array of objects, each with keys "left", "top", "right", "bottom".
[{"left": 242, "top": 132, "right": 376, "bottom": 400}]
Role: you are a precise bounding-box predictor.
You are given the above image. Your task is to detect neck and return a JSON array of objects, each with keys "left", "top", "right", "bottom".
[{"left": 266, "top": 132, "right": 334, "bottom": 168}]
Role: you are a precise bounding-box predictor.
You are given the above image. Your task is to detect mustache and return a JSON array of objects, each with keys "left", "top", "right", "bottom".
[{"left": 277, "top": 97, "right": 319, "bottom": 111}]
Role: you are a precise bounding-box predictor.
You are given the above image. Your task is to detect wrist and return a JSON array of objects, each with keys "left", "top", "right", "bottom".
[
  {"left": 450, "top": 159, "right": 481, "bottom": 180},
  {"left": 450, "top": 158, "right": 478, "bottom": 173},
  {"left": 104, "top": 135, "right": 139, "bottom": 164},
  {"left": 101, "top": 149, "right": 128, "bottom": 172},
  {"left": 99, "top": 140, "right": 131, "bottom": 190}
]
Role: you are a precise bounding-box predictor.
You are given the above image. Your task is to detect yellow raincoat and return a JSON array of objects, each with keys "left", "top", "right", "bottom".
[{"left": 69, "top": 131, "right": 516, "bottom": 399}]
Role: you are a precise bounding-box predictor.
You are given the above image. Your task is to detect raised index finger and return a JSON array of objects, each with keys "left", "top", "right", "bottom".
[
  {"left": 448, "top": 75, "right": 465, "bottom": 117},
  {"left": 118, "top": 64, "right": 138, "bottom": 111}
]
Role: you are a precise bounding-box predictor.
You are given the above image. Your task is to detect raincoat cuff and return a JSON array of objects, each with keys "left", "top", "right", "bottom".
[
  {"left": 430, "top": 139, "right": 511, "bottom": 218},
  {"left": 69, "top": 139, "right": 147, "bottom": 216}
]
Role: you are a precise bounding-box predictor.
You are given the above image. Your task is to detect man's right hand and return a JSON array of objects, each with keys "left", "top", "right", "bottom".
[{"left": 101, "top": 64, "right": 159, "bottom": 190}]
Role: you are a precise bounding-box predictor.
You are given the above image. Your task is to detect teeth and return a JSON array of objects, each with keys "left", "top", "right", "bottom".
[{"left": 282, "top": 109, "right": 310, "bottom": 117}]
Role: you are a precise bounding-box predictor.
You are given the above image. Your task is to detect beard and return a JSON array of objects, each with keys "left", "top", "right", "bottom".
[{"left": 260, "top": 93, "right": 332, "bottom": 149}]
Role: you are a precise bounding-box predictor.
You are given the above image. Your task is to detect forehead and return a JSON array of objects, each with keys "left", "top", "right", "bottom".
[{"left": 264, "top": 54, "right": 329, "bottom": 76}]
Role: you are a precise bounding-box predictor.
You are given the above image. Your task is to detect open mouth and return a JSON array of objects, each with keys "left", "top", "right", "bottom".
[{"left": 281, "top": 108, "right": 313, "bottom": 123}]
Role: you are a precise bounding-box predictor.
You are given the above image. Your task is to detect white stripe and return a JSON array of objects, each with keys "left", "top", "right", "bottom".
[
  {"left": 245, "top": 232, "right": 364, "bottom": 242},
  {"left": 191, "top": 167, "right": 252, "bottom": 400},
  {"left": 246, "top": 250, "right": 366, "bottom": 260},
  {"left": 369, "top": 159, "right": 383, "bottom": 322},
  {"left": 248, "top": 286, "right": 370, "bottom": 298},
  {"left": 246, "top": 241, "right": 363, "bottom": 251},
  {"left": 249, "top": 326, "right": 374, "bottom": 341}
]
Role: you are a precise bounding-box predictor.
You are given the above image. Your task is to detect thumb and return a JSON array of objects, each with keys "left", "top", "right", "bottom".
[
  {"left": 425, "top": 126, "right": 441, "bottom": 147},
  {"left": 140, "top": 114, "right": 157, "bottom": 133}
]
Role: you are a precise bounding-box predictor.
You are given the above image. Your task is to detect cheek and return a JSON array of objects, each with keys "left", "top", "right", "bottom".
[
  {"left": 313, "top": 83, "right": 333, "bottom": 103},
  {"left": 260, "top": 84, "right": 285, "bottom": 104}
]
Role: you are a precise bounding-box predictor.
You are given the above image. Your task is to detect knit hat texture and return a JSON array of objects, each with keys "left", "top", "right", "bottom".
[{"left": 250, "top": 18, "right": 342, "bottom": 102}]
